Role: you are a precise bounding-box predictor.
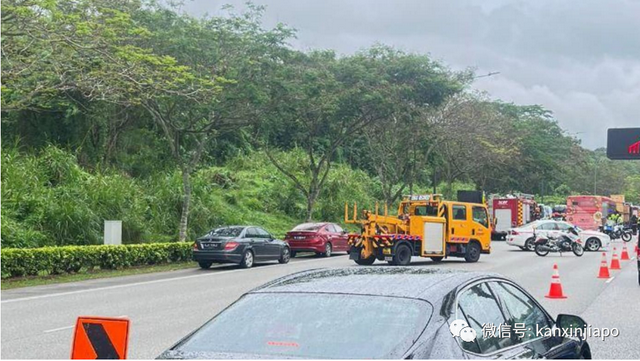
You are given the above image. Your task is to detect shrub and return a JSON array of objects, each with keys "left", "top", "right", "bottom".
[{"left": 1, "top": 243, "right": 192, "bottom": 279}]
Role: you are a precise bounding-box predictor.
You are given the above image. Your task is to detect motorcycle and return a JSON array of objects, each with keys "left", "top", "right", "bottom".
[
  {"left": 533, "top": 227, "right": 584, "bottom": 257},
  {"left": 599, "top": 224, "right": 633, "bottom": 242}
]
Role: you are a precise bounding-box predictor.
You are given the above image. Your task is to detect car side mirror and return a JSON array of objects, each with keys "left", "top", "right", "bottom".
[{"left": 556, "top": 314, "right": 587, "bottom": 340}]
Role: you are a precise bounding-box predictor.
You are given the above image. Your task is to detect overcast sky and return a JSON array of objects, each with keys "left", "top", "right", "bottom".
[{"left": 182, "top": 0, "right": 640, "bottom": 149}]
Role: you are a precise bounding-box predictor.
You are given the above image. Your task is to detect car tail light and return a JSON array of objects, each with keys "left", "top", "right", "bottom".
[
  {"left": 193, "top": 243, "right": 198, "bottom": 250},
  {"left": 224, "top": 242, "right": 239, "bottom": 250},
  {"left": 511, "top": 230, "right": 519, "bottom": 235}
]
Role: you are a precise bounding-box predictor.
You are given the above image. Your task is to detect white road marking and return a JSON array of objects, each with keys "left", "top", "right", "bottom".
[
  {"left": 2, "top": 257, "right": 338, "bottom": 304},
  {"left": 43, "top": 325, "right": 74, "bottom": 333},
  {"left": 43, "top": 315, "right": 128, "bottom": 333},
  {"left": 606, "top": 276, "right": 616, "bottom": 284}
]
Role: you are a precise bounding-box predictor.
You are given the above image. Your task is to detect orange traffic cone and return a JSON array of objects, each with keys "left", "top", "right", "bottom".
[
  {"left": 597, "top": 252, "right": 610, "bottom": 279},
  {"left": 545, "top": 263, "right": 567, "bottom": 299},
  {"left": 610, "top": 247, "right": 621, "bottom": 270},
  {"left": 621, "top": 243, "right": 630, "bottom": 261}
]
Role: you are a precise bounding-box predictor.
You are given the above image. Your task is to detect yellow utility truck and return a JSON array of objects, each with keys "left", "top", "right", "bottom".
[{"left": 345, "top": 194, "right": 491, "bottom": 265}]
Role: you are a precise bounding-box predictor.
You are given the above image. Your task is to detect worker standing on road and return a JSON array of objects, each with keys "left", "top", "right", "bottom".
[{"left": 631, "top": 213, "right": 638, "bottom": 235}]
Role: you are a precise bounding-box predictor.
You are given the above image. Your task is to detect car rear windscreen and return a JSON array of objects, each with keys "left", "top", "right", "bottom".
[
  {"left": 291, "top": 223, "right": 324, "bottom": 231},
  {"left": 209, "top": 227, "right": 243, "bottom": 237},
  {"left": 174, "top": 293, "right": 432, "bottom": 358}
]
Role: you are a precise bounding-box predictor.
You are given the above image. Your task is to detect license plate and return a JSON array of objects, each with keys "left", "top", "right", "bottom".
[
  {"left": 383, "top": 248, "right": 392, "bottom": 255},
  {"left": 201, "top": 243, "right": 219, "bottom": 249},
  {"left": 294, "top": 236, "right": 305, "bottom": 240},
  {"left": 385, "top": 256, "right": 393, "bottom": 262}
]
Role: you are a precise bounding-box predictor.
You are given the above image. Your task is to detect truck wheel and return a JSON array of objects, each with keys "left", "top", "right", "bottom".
[
  {"left": 355, "top": 256, "right": 376, "bottom": 265},
  {"left": 391, "top": 243, "right": 412, "bottom": 266},
  {"left": 198, "top": 261, "right": 212, "bottom": 269},
  {"left": 430, "top": 257, "right": 443, "bottom": 263},
  {"left": 464, "top": 242, "right": 481, "bottom": 263}
]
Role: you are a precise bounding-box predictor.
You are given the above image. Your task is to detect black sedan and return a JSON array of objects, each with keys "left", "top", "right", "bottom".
[
  {"left": 193, "top": 226, "right": 290, "bottom": 269},
  {"left": 159, "top": 267, "right": 591, "bottom": 359}
]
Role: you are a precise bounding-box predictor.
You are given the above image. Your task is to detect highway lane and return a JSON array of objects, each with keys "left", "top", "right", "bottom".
[{"left": 2, "top": 237, "right": 639, "bottom": 359}]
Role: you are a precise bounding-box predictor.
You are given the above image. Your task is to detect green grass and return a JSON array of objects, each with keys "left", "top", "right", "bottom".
[{"left": 1, "top": 261, "right": 197, "bottom": 290}]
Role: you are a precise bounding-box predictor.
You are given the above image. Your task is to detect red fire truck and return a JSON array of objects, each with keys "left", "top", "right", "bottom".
[
  {"left": 565, "top": 195, "right": 615, "bottom": 231},
  {"left": 491, "top": 194, "right": 536, "bottom": 240}
]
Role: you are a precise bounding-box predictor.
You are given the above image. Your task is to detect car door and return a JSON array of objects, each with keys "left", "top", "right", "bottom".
[
  {"left": 257, "top": 227, "right": 280, "bottom": 259},
  {"left": 450, "top": 203, "right": 472, "bottom": 242},
  {"left": 455, "top": 281, "right": 521, "bottom": 358},
  {"left": 245, "top": 227, "right": 267, "bottom": 259},
  {"left": 331, "top": 223, "right": 348, "bottom": 251},
  {"left": 536, "top": 222, "right": 556, "bottom": 238},
  {"left": 471, "top": 206, "right": 491, "bottom": 247},
  {"left": 488, "top": 281, "right": 582, "bottom": 359}
]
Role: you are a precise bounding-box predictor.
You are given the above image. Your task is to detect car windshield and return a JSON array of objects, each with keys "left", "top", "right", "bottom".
[
  {"left": 291, "top": 223, "right": 324, "bottom": 231},
  {"left": 173, "top": 293, "right": 431, "bottom": 359},
  {"left": 208, "top": 227, "right": 244, "bottom": 237}
]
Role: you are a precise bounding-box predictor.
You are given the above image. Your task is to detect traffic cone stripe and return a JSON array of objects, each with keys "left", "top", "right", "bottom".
[
  {"left": 598, "top": 252, "right": 610, "bottom": 279},
  {"left": 621, "top": 244, "right": 630, "bottom": 261},
  {"left": 545, "top": 263, "right": 567, "bottom": 299},
  {"left": 610, "top": 247, "right": 621, "bottom": 270}
]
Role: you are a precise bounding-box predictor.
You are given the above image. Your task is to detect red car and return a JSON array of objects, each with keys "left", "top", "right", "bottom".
[{"left": 285, "top": 222, "right": 349, "bottom": 257}]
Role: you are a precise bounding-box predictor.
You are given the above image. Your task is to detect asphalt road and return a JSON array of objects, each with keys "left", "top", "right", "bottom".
[{"left": 2, "top": 236, "right": 639, "bottom": 359}]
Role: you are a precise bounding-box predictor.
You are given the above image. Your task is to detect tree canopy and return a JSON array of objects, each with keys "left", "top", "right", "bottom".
[{"left": 2, "top": 1, "right": 638, "bottom": 246}]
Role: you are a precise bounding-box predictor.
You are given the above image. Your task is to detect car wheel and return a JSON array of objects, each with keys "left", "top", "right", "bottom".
[
  {"left": 524, "top": 238, "right": 535, "bottom": 251},
  {"left": 322, "top": 242, "right": 333, "bottom": 257},
  {"left": 240, "top": 249, "right": 254, "bottom": 269},
  {"left": 290, "top": 250, "right": 297, "bottom": 258},
  {"left": 585, "top": 237, "right": 601, "bottom": 251},
  {"left": 465, "top": 242, "right": 481, "bottom": 262},
  {"left": 430, "top": 256, "right": 443, "bottom": 263},
  {"left": 198, "top": 261, "right": 212, "bottom": 269},
  {"left": 279, "top": 247, "right": 290, "bottom": 264},
  {"left": 390, "top": 243, "right": 412, "bottom": 266}
]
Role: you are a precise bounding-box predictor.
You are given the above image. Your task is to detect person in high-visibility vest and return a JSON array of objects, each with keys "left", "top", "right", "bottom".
[{"left": 615, "top": 211, "right": 623, "bottom": 225}]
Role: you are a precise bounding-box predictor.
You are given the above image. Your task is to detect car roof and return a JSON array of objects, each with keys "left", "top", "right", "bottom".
[{"left": 250, "top": 267, "right": 504, "bottom": 301}]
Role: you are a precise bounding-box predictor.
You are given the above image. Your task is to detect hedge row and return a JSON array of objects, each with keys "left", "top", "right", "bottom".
[{"left": 1, "top": 243, "right": 192, "bottom": 279}]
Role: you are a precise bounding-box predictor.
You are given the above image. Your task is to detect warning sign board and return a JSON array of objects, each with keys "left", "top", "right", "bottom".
[
  {"left": 71, "top": 317, "right": 130, "bottom": 359},
  {"left": 607, "top": 128, "right": 640, "bottom": 160}
]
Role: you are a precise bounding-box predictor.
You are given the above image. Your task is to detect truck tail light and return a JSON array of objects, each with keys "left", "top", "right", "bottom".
[{"left": 224, "top": 242, "right": 239, "bottom": 250}]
